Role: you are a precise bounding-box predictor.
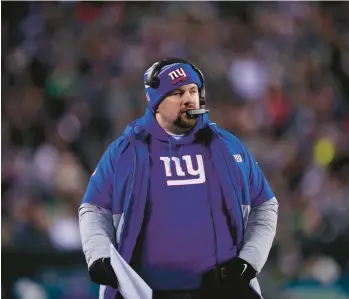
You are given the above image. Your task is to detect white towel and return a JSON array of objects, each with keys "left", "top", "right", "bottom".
[{"left": 110, "top": 243, "right": 153, "bottom": 299}]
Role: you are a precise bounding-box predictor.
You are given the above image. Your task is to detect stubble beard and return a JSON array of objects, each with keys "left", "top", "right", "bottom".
[{"left": 172, "top": 112, "right": 198, "bottom": 132}]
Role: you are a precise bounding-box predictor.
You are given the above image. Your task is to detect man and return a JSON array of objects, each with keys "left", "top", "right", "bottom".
[{"left": 79, "top": 58, "right": 278, "bottom": 299}]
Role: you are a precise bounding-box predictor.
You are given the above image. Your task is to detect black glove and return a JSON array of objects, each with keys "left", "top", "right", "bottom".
[
  {"left": 224, "top": 257, "right": 259, "bottom": 299},
  {"left": 88, "top": 257, "right": 118, "bottom": 288},
  {"left": 228, "top": 257, "right": 257, "bottom": 282}
]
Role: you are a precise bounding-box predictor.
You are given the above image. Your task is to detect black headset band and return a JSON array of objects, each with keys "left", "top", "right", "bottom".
[{"left": 148, "top": 58, "right": 200, "bottom": 81}]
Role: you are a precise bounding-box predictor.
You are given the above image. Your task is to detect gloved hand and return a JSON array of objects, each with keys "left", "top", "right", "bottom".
[
  {"left": 222, "top": 257, "right": 260, "bottom": 299},
  {"left": 89, "top": 257, "right": 118, "bottom": 288},
  {"left": 228, "top": 257, "right": 257, "bottom": 283}
]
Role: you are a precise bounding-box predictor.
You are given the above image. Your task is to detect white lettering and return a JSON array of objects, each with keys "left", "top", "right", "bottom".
[
  {"left": 182, "top": 155, "right": 204, "bottom": 176},
  {"left": 168, "top": 68, "right": 187, "bottom": 81},
  {"left": 171, "top": 157, "right": 186, "bottom": 176},
  {"left": 176, "top": 68, "right": 186, "bottom": 77},
  {"left": 168, "top": 71, "right": 179, "bottom": 80},
  {"left": 160, "top": 154, "right": 206, "bottom": 186},
  {"left": 159, "top": 157, "right": 172, "bottom": 176}
]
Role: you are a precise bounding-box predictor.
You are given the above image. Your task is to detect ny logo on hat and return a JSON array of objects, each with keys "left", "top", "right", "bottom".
[{"left": 168, "top": 68, "right": 188, "bottom": 85}]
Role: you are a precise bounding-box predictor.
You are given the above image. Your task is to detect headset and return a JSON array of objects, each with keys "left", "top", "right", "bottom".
[{"left": 144, "top": 58, "right": 209, "bottom": 117}]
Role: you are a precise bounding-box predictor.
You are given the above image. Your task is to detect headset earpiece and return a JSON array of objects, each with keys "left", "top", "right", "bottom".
[
  {"left": 145, "top": 60, "right": 168, "bottom": 89},
  {"left": 147, "top": 76, "right": 160, "bottom": 89}
]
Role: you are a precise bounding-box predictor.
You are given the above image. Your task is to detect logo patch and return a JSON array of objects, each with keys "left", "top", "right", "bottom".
[
  {"left": 168, "top": 68, "right": 188, "bottom": 85},
  {"left": 233, "top": 154, "right": 243, "bottom": 162},
  {"left": 159, "top": 154, "right": 206, "bottom": 186}
]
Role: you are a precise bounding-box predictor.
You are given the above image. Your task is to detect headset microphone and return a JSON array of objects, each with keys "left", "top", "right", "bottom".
[{"left": 186, "top": 108, "right": 210, "bottom": 118}]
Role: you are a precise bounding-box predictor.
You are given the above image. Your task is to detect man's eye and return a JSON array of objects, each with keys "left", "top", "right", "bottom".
[
  {"left": 190, "top": 90, "right": 198, "bottom": 94},
  {"left": 172, "top": 92, "right": 181, "bottom": 96}
]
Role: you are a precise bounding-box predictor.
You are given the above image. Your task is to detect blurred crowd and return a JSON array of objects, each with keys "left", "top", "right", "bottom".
[{"left": 2, "top": 2, "right": 349, "bottom": 298}]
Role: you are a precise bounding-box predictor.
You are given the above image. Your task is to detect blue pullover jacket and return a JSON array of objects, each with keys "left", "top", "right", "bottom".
[{"left": 79, "top": 109, "right": 278, "bottom": 299}]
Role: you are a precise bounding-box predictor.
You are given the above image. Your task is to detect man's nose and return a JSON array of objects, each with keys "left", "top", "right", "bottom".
[{"left": 182, "top": 91, "right": 194, "bottom": 106}]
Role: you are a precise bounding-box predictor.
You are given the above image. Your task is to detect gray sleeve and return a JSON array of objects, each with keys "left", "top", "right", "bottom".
[
  {"left": 238, "top": 197, "right": 278, "bottom": 273},
  {"left": 78, "top": 202, "right": 115, "bottom": 268}
]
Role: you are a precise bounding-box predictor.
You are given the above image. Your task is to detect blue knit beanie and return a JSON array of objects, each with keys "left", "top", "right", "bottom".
[{"left": 144, "top": 63, "right": 202, "bottom": 111}]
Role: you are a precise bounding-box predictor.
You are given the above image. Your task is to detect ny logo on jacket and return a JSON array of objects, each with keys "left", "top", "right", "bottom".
[{"left": 159, "top": 155, "right": 205, "bottom": 186}]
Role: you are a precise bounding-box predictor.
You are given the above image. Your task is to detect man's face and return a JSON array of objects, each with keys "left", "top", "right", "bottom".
[{"left": 157, "top": 83, "right": 200, "bottom": 131}]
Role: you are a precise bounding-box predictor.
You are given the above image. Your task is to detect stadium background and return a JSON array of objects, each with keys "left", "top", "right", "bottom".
[{"left": 2, "top": 2, "right": 349, "bottom": 299}]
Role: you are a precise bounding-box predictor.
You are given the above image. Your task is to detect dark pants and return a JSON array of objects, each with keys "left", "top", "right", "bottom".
[
  {"left": 153, "top": 283, "right": 259, "bottom": 299},
  {"left": 117, "top": 260, "right": 261, "bottom": 299}
]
